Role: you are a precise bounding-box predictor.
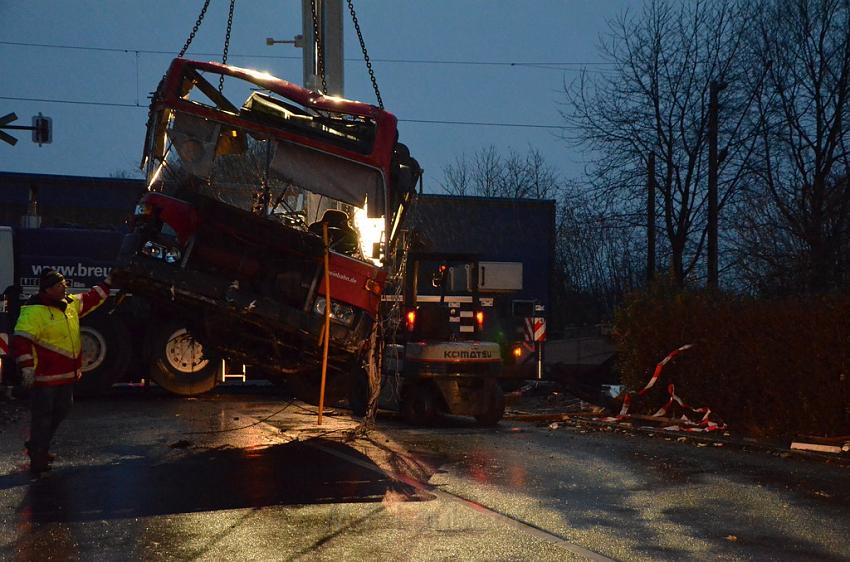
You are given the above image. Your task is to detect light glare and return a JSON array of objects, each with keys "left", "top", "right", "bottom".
[{"left": 353, "top": 200, "right": 385, "bottom": 265}]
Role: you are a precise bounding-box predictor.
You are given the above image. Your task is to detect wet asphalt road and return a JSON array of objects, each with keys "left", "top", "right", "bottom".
[{"left": 0, "top": 386, "right": 848, "bottom": 562}]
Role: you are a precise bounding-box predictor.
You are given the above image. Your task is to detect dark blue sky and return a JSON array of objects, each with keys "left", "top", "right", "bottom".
[{"left": 0, "top": 1, "right": 636, "bottom": 192}]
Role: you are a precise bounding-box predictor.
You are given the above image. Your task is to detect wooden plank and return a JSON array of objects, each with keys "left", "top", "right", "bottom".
[
  {"left": 626, "top": 414, "right": 695, "bottom": 425},
  {"left": 504, "top": 413, "right": 573, "bottom": 422},
  {"left": 790, "top": 442, "right": 844, "bottom": 454},
  {"left": 504, "top": 411, "right": 605, "bottom": 422}
]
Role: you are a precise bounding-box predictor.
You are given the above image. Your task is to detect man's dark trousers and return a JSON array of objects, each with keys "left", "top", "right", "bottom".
[{"left": 29, "top": 384, "right": 74, "bottom": 466}]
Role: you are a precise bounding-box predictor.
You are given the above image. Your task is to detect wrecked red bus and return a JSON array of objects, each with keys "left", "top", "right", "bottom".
[{"left": 113, "top": 58, "right": 420, "bottom": 396}]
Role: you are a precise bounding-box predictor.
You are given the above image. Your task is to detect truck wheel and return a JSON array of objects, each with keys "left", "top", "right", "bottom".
[
  {"left": 474, "top": 381, "right": 505, "bottom": 427},
  {"left": 76, "top": 312, "right": 132, "bottom": 397},
  {"left": 401, "top": 383, "right": 438, "bottom": 426},
  {"left": 149, "top": 323, "right": 219, "bottom": 396}
]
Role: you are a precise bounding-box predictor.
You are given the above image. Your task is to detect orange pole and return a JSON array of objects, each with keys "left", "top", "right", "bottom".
[{"left": 318, "top": 222, "right": 331, "bottom": 425}]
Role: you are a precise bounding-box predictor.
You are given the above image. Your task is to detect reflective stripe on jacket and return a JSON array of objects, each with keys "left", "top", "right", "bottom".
[{"left": 12, "top": 283, "right": 110, "bottom": 387}]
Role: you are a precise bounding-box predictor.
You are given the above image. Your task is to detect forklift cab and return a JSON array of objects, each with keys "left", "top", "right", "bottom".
[
  {"left": 384, "top": 252, "right": 504, "bottom": 427},
  {"left": 403, "top": 253, "right": 485, "bottom": 342}
]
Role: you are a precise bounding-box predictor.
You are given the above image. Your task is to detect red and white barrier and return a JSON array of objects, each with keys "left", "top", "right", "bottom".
[
  {"left": 600, "top": 344, "right": 726, "bottom": 432},
  {"left": 523, "top": 317, "right": 546, "bottom": 342}
]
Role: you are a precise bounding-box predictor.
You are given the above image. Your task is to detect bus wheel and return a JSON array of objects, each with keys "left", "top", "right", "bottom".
[
  {"left": 76, "top": 312, "right": 131, "bottom": 397},
  {"left": 149, "top": 323, "right": 219, "bottom": 396}
]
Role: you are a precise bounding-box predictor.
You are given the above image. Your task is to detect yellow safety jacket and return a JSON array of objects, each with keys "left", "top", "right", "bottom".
[{"left": 12, "top": 283, "right": 110, "bottom": 386}]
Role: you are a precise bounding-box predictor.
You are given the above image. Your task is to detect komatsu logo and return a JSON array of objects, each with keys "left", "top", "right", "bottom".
[{"left": 444, "top": 350, "right": 493, "bottom": 359}]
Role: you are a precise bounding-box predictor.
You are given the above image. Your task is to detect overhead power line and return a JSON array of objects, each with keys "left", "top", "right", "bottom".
[
  {"left": 401, "top": 118, "right": 567, "bottom": 130},
  {"left": 0, "top": 40, "right": 616, "bottom": 71},
  {"left": 0, "top": 95, "right": 140, "bottom": 108},
  {"left": 0, "top": 95, "right": 574, "bottom": 130}
]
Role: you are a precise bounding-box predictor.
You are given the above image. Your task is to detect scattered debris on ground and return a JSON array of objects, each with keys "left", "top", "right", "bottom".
[
  {"left": 504, "top": 380, "right": 850, "bottom": 465},
  {"left": 2, "top": 380, "right": 848, "bottom": 465}
]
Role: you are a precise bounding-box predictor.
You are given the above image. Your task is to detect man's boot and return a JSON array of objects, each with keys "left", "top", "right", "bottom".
[
  {"left": 29, "top": 451, "right": 52, "bottom": 476},
  {"left": 24, "top": 441, "right": 56, "bottom": 463}
]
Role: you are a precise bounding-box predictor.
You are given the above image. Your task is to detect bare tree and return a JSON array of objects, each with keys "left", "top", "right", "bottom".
[
  {"left": 109, "top": 167, "right": 144, "bottom": 179},
  {"left": 439, "top": 145, "right": 560, "bottom": 199},
  {"left": 472, "top": 145, "right": 506, "bottom": 197},
  {"left": 554, "top": 183, "right": 644, "bottom": 321},
  {"left": 732, "top": 0, "right": 850, "bottom": 293},
  {"left": 562, "top": 0, "right": 754, "bottom": 287},
  {"left": 524, "top": 148, "right": 561, "bottom": 200},
  {"left": 439, "top": 153, "right": 472, "bottom": 196},
  {"left": 439, "top": 144, "right": 644, "bottom": 321}
]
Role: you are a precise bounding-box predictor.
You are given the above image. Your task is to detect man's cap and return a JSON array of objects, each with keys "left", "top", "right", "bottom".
[{"left": 39, "top": 269, "right": 66, "bottom": 290}]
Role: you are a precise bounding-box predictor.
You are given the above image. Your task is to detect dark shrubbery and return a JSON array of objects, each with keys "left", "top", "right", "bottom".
[{"left": 614, "top": 280, "right": 850, "bottom": 437}]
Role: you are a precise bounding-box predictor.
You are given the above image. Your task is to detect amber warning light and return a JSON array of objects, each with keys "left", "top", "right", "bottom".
[{"left": 406, "top": 309, "right": 416, "bottom": 331}]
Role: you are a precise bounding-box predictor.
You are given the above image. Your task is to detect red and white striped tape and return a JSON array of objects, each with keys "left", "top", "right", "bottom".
[
  {"left": 637, "top": 344, "right": 692, "bottom": 396},
  {"left": 652, "top": 383, "right": 724, "bottom": 432},
  {"left": 0, "top": 332, "right": 8, "bottom": 357},
  {"left": 599, "top": 344, "right": 726, "bottom": 432}
]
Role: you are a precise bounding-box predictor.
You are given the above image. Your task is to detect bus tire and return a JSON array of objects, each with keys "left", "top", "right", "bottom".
[
  {"left": 76, "top": 311, "right": 132, "bottom": 397},
  {"left": 149, "top": 322, "right": 219, "bottom": 396}
]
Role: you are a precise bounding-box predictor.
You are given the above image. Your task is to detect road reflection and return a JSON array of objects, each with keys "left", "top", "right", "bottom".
[{"left": 8, "top": 437, "right": 428, "bottom": 525}]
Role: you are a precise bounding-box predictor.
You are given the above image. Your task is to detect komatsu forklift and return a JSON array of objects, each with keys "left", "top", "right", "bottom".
[{"left": 380, "top": 253, "right": 505, "bottom": 426}]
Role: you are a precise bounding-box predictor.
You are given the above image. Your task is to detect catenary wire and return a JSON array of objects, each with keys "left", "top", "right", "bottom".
[
  {"left": 0, "top": 95, "right": 140, "bottom": 108},
  {"left": 0, "top": 95, "right": 579, "bottom": 130},
  {"left": 0, "top": 40, "right": 616, "bottom": 71}
]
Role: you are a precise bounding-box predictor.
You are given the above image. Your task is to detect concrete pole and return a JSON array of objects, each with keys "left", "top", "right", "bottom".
[
  {"left": 301, "top": 0, "right": 344, "bottom": 97},
  {"left": 301, "top": 0, "right": 345, "bottom": 222}
]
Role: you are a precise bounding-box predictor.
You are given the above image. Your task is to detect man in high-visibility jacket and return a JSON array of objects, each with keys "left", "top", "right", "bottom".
[{"left": 12, "top": 268, "right": 111, "bottom": 475}]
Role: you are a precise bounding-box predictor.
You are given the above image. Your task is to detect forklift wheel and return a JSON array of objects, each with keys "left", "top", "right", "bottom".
[
  {"left": 474, "top": 382, "right": 505, "bottom": 427},
  {"left": 401, "top": 383, "right": 438, "bottom": 426}
]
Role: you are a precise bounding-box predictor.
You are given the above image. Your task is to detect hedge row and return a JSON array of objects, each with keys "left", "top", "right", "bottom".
[{"left": 613, "top": 281, "right": 850, "bottom": 437}]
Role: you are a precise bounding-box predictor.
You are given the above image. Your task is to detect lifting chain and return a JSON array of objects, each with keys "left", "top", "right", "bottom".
[
  {"left": 177, "top": 0, "right": 211, "bottom": 58},
  {"left": 309, "top": 0, "right": 328, "bottom": 94},
  {"left": 219, "top": 0, "right": 236, "bottom": 93},
  {"left": 347, "top": 0, "right": 383, "bottom": 109}
]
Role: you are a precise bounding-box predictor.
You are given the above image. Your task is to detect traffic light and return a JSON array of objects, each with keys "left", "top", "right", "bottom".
[{"left": 32, "top": 113, "right": 52, "bottom": 145}]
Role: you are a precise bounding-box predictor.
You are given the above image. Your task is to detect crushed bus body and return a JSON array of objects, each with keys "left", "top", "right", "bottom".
[{"left": 112, "top": 58, "right": 420, "bottom": 395}]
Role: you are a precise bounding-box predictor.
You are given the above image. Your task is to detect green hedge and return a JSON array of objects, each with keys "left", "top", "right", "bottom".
[{"left": 614, "top": 280, "right": 850, "bottom": 437}]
